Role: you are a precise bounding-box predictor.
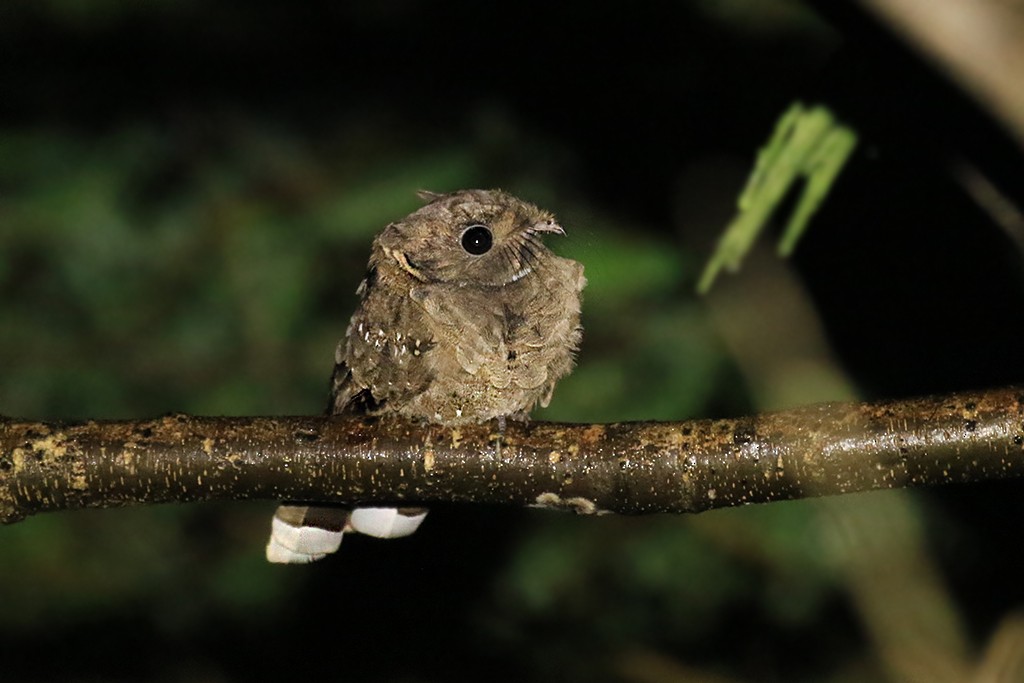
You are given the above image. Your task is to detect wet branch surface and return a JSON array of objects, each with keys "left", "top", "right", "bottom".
[{"left": 1, "top": 387, "right": 1023, "bottom": 524}]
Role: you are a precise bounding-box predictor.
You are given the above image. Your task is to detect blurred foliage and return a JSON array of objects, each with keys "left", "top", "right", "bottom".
[
  {"left": 3, "top": 1, "right": 1024, "bottom": 682},
  {"left": 698, "top": 102, "right": 858, "bottom": 292},
  {"left": 0, "top": 109, "right": 750, "bottom": 681}
]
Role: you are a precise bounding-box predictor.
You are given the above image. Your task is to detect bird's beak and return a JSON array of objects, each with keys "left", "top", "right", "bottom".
[{"left": 530, "top": 219, "right": 565, "bottom": 236}]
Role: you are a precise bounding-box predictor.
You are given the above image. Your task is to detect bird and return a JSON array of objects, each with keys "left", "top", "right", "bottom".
[{"left": 266, "top": 188, "right": 586, "bottom": 563}]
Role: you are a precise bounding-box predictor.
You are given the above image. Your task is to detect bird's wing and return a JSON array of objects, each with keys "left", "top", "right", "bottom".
[{"left": 340, "top": 298, "right": 438, "bottom": 414}]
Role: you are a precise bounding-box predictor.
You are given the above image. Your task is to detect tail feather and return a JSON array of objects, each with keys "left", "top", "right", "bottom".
[
  {"left": 349, "top": 507, "right": 429, "bottom": 538},
  {"left": 265, "top": 505, "right": 429, "bottom": 564},
  {"left": 266, "top": 505, "right": 349, "bottom": 564}
]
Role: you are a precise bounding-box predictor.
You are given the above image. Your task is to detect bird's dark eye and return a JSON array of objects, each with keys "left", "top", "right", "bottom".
[{"left": 460, "top": 224, "right": 493, "bottom": 255}]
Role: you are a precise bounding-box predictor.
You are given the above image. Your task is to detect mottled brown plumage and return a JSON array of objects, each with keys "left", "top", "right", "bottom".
[
  {"left": 332, "top": 188, "right": 585, "bottom": 423},
  {"left": 266, "top": 189, "right": 585, "bottom": 563}
]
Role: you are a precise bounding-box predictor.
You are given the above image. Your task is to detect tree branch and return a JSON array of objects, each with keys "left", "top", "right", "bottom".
[{"left": 2, "top": 387, "right": 1023, "bottom": 524}]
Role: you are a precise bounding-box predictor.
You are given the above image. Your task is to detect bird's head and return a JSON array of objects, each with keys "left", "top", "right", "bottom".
[{"left": 374, "top": 189, "right": 564, "bottom": 287}]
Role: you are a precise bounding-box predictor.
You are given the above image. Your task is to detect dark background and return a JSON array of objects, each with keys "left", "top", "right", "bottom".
[{"left": 2, "top": 1, "right": 1023, "bottom": 681}]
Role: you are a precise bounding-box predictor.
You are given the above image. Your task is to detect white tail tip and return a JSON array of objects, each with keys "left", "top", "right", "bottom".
[
  {"left": 266, "top": 515, "right": 343, "bottom": 564},
  {"left": 349, "top": 507, "right": 428, "bottom": 538}
]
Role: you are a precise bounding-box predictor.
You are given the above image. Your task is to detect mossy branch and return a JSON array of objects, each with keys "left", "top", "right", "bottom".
[{"left": 1, "top": 387, "right": 1023, "bottom": 524}]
